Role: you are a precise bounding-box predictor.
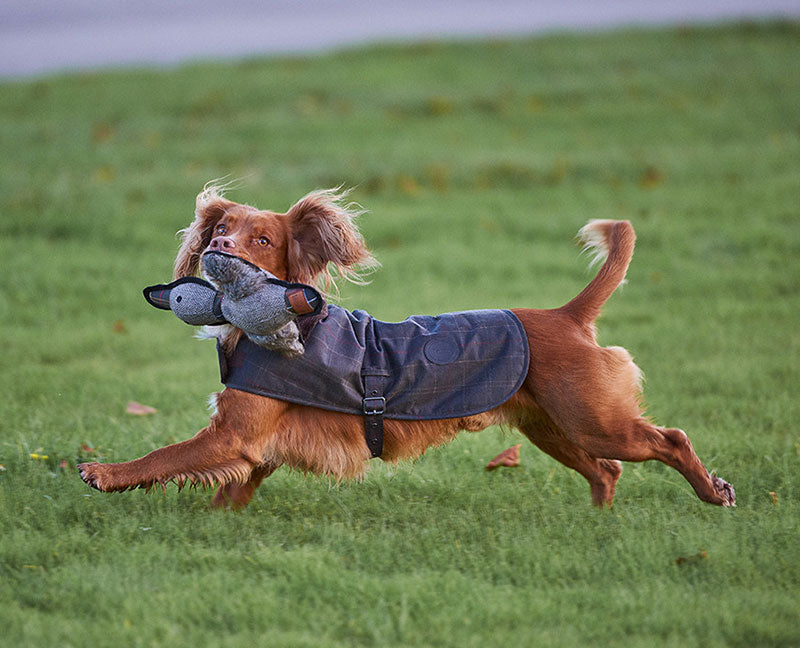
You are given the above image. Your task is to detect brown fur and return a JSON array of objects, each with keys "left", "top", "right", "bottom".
[{"left": 78, "top": 188, "right": 735, "bottom": 510}]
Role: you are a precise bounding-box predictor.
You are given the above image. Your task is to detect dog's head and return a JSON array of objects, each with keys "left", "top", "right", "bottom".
[{"left": 174, "top": 184, "right": 376, "bottom": 289}]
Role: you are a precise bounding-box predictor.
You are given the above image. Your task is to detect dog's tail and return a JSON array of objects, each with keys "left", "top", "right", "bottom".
[{"left": 561, "top": 220, "right": 636, "bottom": 324}]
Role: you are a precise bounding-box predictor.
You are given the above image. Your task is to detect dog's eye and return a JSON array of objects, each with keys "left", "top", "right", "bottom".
[
  {"left": 216, "top": 224, "right": 227, "bottom": 235},
  {"left": 256, "top": 236, "right": 271, "bottom": 247}
]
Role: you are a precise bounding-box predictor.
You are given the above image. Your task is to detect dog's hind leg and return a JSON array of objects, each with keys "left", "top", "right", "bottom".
[
  {"left": 518, "top": 421, "right": 622, "bottom": 507},
  {"left": 570, "top": 418, "right": 735, "bottom": 506},
  {"left": 210, "top": 461, "right": 281, "bottom": 510},
  {"left": 633, "top": 421, "right": 735, "bottom": 506}
]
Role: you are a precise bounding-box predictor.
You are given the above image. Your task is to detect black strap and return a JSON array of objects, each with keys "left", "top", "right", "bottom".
[
  {"left": 362, "top": 371, "right": 388, "bottom": 458},
  {"left": 212, "top": 291, "right": 224, "bottom": 321}
]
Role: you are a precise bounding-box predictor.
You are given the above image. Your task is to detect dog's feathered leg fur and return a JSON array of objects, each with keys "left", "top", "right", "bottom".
[
  {"left": 78, "top": 391, "right": 287, "bottom": 493},
  {"left": 511, "top": 220, "right": 734, "bottom": 506},
  {"left": 210, "top": 461, "right": 281, "bottom": 510}
]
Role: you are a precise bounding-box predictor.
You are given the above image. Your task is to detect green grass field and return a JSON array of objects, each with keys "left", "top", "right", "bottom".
[{"left": 1, "top": 21, "right": 799, "bottom": 647}]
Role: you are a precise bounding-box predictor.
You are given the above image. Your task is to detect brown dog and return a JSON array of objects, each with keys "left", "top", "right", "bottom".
[{"left": 78, "top": 185, "right": 735, "bottom": 509}]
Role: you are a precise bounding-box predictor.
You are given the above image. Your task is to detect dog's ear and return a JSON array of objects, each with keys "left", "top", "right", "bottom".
[
  {"left": 174, "top": 186, "right": 237, "bottom": 278},
  {"left": 285, "top": 189, "right": 377, "bottom": 287}
]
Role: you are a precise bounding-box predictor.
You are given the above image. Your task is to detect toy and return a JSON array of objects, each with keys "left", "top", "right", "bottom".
[{"left": 143, "top": 251, "right": 322, "bottom": 356}]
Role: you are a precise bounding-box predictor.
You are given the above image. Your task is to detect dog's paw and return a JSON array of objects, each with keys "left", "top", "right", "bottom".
[
  {"left": 77, "top": 462, "right": 105, "bottom": 491},
  {"left": 711, "top": 474, "right": 736, "bottom": 507},
  {"left": 78, "top": 462, "right": 127, "bottom": 492}
]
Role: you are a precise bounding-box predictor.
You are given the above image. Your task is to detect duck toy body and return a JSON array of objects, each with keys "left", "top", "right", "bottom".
[{"left": 143, "top": 251, "right": 323, "bottom": 356}]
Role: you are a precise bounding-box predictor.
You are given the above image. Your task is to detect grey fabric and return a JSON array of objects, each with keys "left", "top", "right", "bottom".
[
  {"left": 168, "top": 281, "right": 225, "bottom": 326},
  {"left": 202, "top": 251, "right": 298, "bottom": 344},
  {"left": 146, "top": 272, "right": 295, "bottom": 334},
  {"left": 220, "top": 284, "right": 295, "bottom": 336},
  {"left": 220, "top": 305, "right": 530, "bottom": 421},
  {"left": 145, "top": 252, "right": 323, "bottom": 356}
]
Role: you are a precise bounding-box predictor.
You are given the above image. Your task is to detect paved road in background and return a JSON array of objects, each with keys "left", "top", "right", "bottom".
[{"left": 2, "top": 0, "right": 798, "bottom": 78}]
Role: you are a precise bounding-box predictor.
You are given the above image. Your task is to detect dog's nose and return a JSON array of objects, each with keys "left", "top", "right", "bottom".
[{"left": 208, "top": 236, "right": 237, "bottom": 252}]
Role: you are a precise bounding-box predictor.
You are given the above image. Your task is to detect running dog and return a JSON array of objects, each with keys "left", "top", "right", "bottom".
[{"left": 78, "top": 185, "right": 735, "bottom": 509}]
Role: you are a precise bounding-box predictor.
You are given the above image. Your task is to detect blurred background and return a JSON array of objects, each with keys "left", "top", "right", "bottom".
[
  {"left": 1, "top": 4, "right": 799, "bottom": 646},
  {"left": 2, "top": 0, "right": 799, "bottom": 77}
]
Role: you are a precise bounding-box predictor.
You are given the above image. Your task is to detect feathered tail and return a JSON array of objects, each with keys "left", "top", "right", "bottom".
[{"left": 562, "top": 220, "right": 636, "bottom": 323}]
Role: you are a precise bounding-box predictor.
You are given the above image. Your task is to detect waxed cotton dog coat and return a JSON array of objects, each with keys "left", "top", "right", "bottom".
[{"left": 219, "top": 305, "right": 530, "bottom": 454}]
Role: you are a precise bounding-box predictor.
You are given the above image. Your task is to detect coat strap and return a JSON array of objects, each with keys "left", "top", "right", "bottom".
[{"left": 362, "top": 369, "right": 389, "bottom": 458}]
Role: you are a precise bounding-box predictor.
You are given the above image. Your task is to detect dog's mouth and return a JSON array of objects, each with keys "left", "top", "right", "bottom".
[
  {"left": 200, "top": 251, "right": 322, "bottom": 311},
  {"left": 200, "top": 250, "right": 265, "bottom": 290},
  {"left": 201, "top": 250, "right": 262, "bottom": 272}
]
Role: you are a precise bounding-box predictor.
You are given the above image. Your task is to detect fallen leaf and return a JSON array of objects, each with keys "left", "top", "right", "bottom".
[
  {"left": 639, "top": 166, "right": 664, "bottom": 189},
  {"left": 675, "top": 550, "right": 707, "bottom": 566},
  {"left": 426, "top": 96, "right": 455, "bottom": 116},
  {"left": 397, "top": 174, "right": 419, "bottom": 195},
  {"left": 769, "top": 491, "right": 778, "bottom": 505},
  {"left": 126, "top": 401, "right": 157, "bottom": 416},
  {"left": 486, "top": 444, "right": 522, "bottom": 470},
  {"left": 59, "top": 459, "right": 68, "bottom": 469},
  {"left": 527, "top": 95, "right": 547, "bottom": 113},
  {"left": 80, "top": 443, "right": 97, "bottom": 454},
  {"left": 548, "top": 157, "right": 570, "bottom": 184},
  {"left": 91, "top": 122, "right": 115, "bottom": 143},
  {"left": 92, "top": 164, "right": 116, "bottom": 183},
  {"left": 425, "top": 164, "right": 451, "bottom": 193},
  {"left": 145, "top": 132, "right": 162, "bottom": 150},
  {"left": 113, "top": 319, "right": 127, "bottom": 334}
]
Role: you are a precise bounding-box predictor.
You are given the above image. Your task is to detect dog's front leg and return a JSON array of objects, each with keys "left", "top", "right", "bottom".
[
  {"left": 78, "top": 426, "right": 259, "bottom": 492},
  {"left": 210, "top": 461, "right": 281, "bottom": 509},
  {"left": 78, "top": 390, "right": 285, "bottom": 493}
]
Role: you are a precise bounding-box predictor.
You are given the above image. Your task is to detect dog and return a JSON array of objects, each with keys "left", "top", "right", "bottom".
[{"left": 78, "top": 184, "right": 735, "bottom": 509}]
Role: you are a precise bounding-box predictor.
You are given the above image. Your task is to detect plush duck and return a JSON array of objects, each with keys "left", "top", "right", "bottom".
[{"left": 143, "top": 251, "right": 322, "bottom": 356}]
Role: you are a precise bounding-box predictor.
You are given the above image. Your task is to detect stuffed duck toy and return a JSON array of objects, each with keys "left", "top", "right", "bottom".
[{"left": 143, "top": 251, "right": 322, "bottom": 356}]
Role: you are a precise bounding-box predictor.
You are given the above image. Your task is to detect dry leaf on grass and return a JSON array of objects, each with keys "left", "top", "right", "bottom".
[
  {"left": 113, "top": 319, "right": 127, "bottom": 334},
  {"left": 675, "top": 550, "right": 707, "bottom": 566},
  {"left": 639, "top": 165, "right": 665, "bottom": 188},
  {"left": 769, "top": 491, "right": 778, "bottom": 505},
  {"left": 486, "top": 443, "right": 522, "bottom": 470},
  {"left": 126, "top": 401, "right": 157, "bottom": 416}
]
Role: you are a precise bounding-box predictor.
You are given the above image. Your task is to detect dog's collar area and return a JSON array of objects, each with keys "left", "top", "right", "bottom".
[{"left": 294, "top": 303, "right": 328, "bottom": 342}]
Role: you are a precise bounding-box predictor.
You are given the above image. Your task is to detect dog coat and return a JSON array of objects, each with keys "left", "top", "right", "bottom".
[{"left": 219, "top": 305, "right": 530, "bottom": 457}]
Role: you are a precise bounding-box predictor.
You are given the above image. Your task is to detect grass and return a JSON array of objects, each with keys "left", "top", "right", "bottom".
[{"left": 1, "top": 21, "right": 799, "bottom": 647}]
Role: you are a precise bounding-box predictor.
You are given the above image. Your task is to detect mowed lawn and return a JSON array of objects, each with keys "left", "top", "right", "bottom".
[{"left": 1, "top": 22, "right": 798, "bottom": 648}]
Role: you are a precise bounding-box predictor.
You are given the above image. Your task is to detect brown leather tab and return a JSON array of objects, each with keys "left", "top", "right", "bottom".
[{"left": 286, "top": 288, "right": 314, "bottom": 315}]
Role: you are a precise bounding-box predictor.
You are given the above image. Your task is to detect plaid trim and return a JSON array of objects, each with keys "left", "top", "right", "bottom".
[
  {"left": 221, "top": 305, "right": 530, "bottom": 421},
  {"left": 143, "top": 276, "right": 218, "bottom": 311},
  {"left": 147, "top": 288, "right": 172, "bottom": 309}
]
